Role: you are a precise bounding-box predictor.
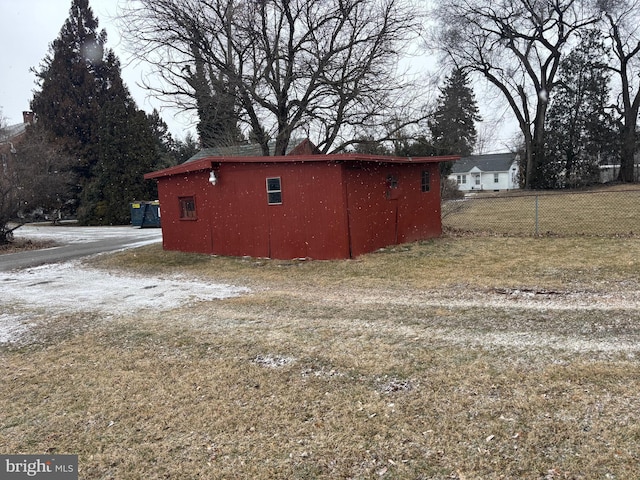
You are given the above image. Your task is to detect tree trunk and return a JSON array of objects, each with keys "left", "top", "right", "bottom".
[
  {"left": 528, "top": 141, "right": 547, "bottom": 189},
  {"left": 526, "top": 103, "right": 549, "bottom": 189},
  {"left": 618, "top": 122, "right": 637, "bottom": 183}
]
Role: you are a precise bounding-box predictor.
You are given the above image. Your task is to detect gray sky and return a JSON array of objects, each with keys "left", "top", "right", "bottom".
[
  {"left": 0, "top": 0, "right": 516, "bottom": 152},
  {"left": 0, "top": 0, "right": 193, "bottom": 137}
]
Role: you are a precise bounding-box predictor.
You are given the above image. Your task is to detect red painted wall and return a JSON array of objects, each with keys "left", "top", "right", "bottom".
[
  {"left": 156, "top": 171, "right": 214, "bottom": 254},
  {"left": 210, "top": 162, "right": 351, "bottom": 259},
  {"left": 156, "top": 162, "right": 352, "bottom": 259},
  {"left": 154, "top": 159, "right": 443, "bottom": 259},
  {"left": 344, "top": 162, "right": 441, "bottom": 257}
]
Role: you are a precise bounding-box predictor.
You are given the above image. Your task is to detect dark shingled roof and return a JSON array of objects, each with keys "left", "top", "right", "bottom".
[
  {"left": 185, "top": 139, "right": 309, "bottom": 163},
  {"left": 451, "top": 153, "right": 518, "bottom": 174}
]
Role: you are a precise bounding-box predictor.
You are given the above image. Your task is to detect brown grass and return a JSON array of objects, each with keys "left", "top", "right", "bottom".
[
  {"left": 0, "top": 238, "right": 58, "bottom": 254},
  {"left": 443, "top": 187, "right": 640, "bottom": 236},
  {"left": 2, "top": 236, "right": 640, "bottom": 479}
]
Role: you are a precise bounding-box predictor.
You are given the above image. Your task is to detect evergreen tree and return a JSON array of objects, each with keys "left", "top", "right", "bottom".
[
  {"left": 31, "top": 0, "right": 105, "bottom": 181},
  {"left": 172, "top": 132, "right": 201, "bottom": 164},
  {"left": 147, "top": 109, "right": 178, "bottom": 170},
  {"left": 544, "top": 30, "right": 618, "bottom": 188},
  {"left": 394, "top": 135, "right": 437, "bottom": 157},
  {"left": 428, "top": 68, "right": 482, "bottom": 158},
  {"left": 78, "top": 51, "right": 158, "bottom": 224},
  {"left": 31, "top": 0, "right": 165, "bottom": 224}
]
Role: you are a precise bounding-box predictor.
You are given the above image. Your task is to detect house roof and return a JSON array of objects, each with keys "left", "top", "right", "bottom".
[
  {"left": 145, "top": 153, "right": 460, "bottom": 180},
  {"left": 0, "top": 122, "right": 27, "bottom": 144},
  {"left": 185, "top": 138, "right": 319, "bottom": 163},
  {"left": 450, "top": 153, "right": 518, "bottom": 174}
]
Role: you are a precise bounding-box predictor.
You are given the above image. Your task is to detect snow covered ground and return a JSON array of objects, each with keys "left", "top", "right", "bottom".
[
  {"left": 1, "top": 225, "right": 250, "bottom": 345},
  {"left": 13, "top": 223, "right": 163, "bottom": 244}
]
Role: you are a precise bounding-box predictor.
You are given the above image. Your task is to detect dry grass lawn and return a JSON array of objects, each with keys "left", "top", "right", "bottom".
[
  {"left": 0, "top": 237, "right": 57, "bottom": 254},
  {"left": 443, "top": 187, "right": 640, "bottom": 236},
  {"left": 2, "top": 236, "right": 640, "bottom": 479}
]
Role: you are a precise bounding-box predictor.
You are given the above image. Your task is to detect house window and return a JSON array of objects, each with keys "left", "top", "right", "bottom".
[
  {"left": 494, "top": 173, "right": 500, "bottom": 183},
  {"left": 475, "top": 175, "right": 481, "bottom": 186},
  {"left": 421, "top": 170, "right": 430, "bottom": 192},
  {"left": 266, "top": 177, "right": 282, "bottom": 205},
  {"left": 179, "top": 196, "right": 197, "bottom": 219},
  {"left": 457, "top": 174, "right": 467, "bottom": 185}
]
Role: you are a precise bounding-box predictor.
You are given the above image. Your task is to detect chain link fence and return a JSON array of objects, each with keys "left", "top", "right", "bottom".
[{"left": 442, "top": 188, "right": 640, "bottom": 237}]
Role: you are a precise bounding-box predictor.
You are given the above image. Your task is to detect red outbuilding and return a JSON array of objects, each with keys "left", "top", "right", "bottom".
[{"left": 144, "top": 146, "right": 458, "bottom": 259}]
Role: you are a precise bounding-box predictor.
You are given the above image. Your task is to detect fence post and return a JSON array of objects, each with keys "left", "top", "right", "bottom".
[{"left": 535, "top": 195, "right": 539, "bottom": 236}]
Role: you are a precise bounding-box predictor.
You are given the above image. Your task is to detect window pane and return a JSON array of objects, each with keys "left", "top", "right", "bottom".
[
  {"left": 421, "top": 170, "right": 430, "bottom": 192},
  {"left": 268, "top": 192, "right": 282, "bottom": 204},
  {"left": 179, "top": 196, "right": 196, "bottom": 219},
  {"left": 266, "top": 177, "right": 281, "bottom": 192}
]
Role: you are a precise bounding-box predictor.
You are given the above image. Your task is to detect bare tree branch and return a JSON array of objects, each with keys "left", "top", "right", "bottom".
[
  {"left": 599, "top": 0, "right": 640, "bottom": 182},
  {"left": 118, "top": 0, "right": 428, "bottom": 154},
  {"left": 431, "top": 0, "right": 598, "bottom": 188}
]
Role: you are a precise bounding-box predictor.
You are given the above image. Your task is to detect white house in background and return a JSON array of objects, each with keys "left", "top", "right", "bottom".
[{"left": 449, "top": 152, "right": 520, "bottom": 192}]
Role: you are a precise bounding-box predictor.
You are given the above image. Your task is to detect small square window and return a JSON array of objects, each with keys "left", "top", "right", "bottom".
[
  {"left": 421, "top": 170, "right": 430, "bottom": 192},
  {"left": 179, "top": 196, "right": 197, "bottom": 219},
  {"left": 266, "top": 177, "right": 282, "bottom": 205}
]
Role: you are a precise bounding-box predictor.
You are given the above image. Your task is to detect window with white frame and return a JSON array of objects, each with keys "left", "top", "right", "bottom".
[{"left": 266, "top": 177, "right": 282, "bottom": 205}]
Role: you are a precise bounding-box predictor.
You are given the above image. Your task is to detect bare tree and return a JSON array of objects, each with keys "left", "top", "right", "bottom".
[
  {"left": 16, "top": 126, "right": 74, "bottom": 222},
  {"left": 598, "top": 0, "right": 640, "bottom": 182},
  {"left": 119, "top": 0, "right": 427, "bottom": 155},
  {"left": 0, "top": 124, "right": 73, "bottom": 243},
  {"left": 0, "top": 110, "right": 19, "bottom": 243},
  {"left": 432, "top": 0, "right": 598, "bottom": 189}
]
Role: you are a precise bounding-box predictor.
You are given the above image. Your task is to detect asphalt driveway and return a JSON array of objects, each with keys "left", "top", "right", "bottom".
[{"left": 0, "top": 224, "right": 162, "bottom": 271}]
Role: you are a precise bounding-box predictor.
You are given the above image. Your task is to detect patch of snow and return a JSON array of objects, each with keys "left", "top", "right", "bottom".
[
  {"left": 0, "top": 261, "right": 249, "bottom": 344},
  {"left": 13, "top": 224, "right": 162, "bottom": 244},
  {"left": 0, "top": 313, "right": 30, "bottom": 344}
]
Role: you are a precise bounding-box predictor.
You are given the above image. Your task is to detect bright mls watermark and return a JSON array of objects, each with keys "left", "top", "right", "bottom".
[{"left": 1, "top": 455, "right": 77, "bottom": 479}]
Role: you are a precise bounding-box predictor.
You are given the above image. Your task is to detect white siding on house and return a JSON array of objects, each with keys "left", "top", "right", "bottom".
[{"left": 449, "top": 153, "right": 520, "bottom": 192}]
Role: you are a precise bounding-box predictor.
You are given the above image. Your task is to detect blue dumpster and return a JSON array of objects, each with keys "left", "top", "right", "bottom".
[{"left": 130, "top": 201, "right": 161, "bottom": 228}]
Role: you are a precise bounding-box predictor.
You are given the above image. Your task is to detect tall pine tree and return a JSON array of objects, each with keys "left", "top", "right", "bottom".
[
  {"left": 79, "top": 51, "right": 158, "bottom": 224},
  {"left": 31, "top": 0, "right": 104, "bottom": 180},
  {"left": 31, "top": 0, "right": 161, "bottom": 224},
  {"left": 544, "top": 30, "right": 618, "bottom": 188},
  {"left": 147, "top": 109, "right": 177, "bottom": 171},
  {"left": 428, "top": 68, "right": 481, "bottom": 158}
]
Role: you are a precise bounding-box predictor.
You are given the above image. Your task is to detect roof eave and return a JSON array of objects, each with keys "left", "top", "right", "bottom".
[{"left": 144, "top": 154, "right": 460, "bottom": 179}]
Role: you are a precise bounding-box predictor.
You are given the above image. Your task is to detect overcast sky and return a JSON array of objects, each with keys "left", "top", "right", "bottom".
[
  {"left": 0, "top": 0, "right": 194, "bottom": 137},
  {"left": 1, "top": 0, "right": 516, "bottom": 151}
]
